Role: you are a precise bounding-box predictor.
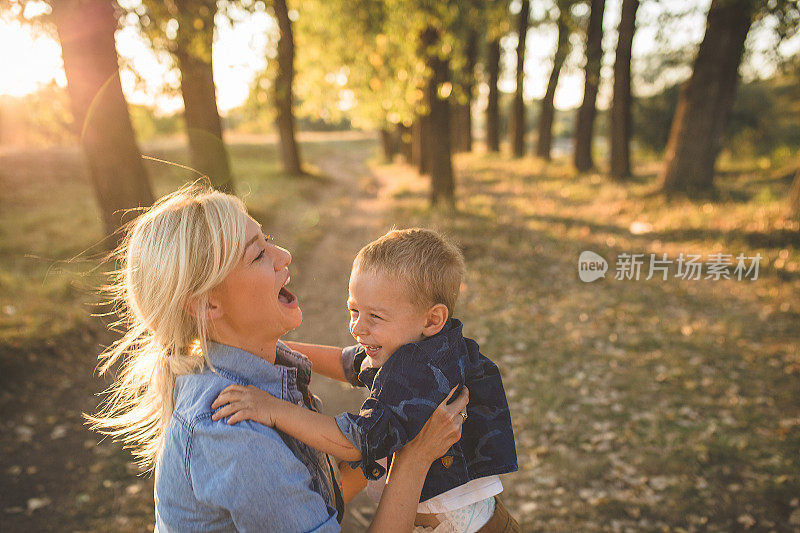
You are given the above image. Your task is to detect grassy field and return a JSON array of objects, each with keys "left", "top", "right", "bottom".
[{"left": 1, "top": 136, "right": 798, "bottom": 531}]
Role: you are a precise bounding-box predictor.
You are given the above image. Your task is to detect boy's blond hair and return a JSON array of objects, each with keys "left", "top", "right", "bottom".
[{"left": 353, "top": 228, "right": 465, "bottom": 316}]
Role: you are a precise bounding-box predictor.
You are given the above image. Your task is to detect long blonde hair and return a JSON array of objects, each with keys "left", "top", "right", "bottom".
[{"left": 86, "top": 183, "right": 248, "bottom": 469}]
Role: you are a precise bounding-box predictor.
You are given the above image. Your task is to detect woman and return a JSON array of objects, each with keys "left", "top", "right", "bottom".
[{"left": 88, "top": 183, "right": 468, "bottom": 531}]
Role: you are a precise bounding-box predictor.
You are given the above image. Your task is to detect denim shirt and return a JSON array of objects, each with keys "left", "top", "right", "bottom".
[
  {"left": 154, "top": 341, "right": 342, "bottom": 532},
  {"left": 335, "top": 318, "right": 518, "bottom": 503}
]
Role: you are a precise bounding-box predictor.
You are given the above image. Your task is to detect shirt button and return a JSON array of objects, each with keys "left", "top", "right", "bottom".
[
  {"left": 296, "top": 400, "right": 303, "bottom": 406},
  {"left": 371, "top": 467, "right": 382, "bottom": 478}
]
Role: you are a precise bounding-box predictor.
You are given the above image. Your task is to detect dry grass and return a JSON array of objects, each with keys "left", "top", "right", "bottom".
[{"left": 373, "top": 150, "right": 800, "bottom": 531}]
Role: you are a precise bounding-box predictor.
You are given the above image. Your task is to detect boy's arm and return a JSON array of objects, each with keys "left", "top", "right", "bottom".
[
  {"left": 212, "top": 384, "right": 362, "bottom": 462},
  {"left": 283, "top": 341, "right": 347, "bottom": 382},
  {"left": 275, "top": 403, "right": 362, "bottom": 462},
  {"left": 285, "top": 340, "right": 367, "bottom": 386}
]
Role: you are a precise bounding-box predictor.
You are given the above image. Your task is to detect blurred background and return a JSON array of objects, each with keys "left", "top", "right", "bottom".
[{"left": 0, "top": 0, "right": 798, "bottom": 531}]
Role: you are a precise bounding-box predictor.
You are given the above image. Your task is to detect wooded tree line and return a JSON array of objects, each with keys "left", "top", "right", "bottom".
[{"left": 2, "top": 0, "right": 799, "bottom": 240}]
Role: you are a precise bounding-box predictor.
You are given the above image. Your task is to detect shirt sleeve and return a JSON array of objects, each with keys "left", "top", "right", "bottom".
[
  {"left": 189, "top": 418, "right": 340, "bottom": 533},
  {"left": 334, "top": 346, "right": 463, "bottom": 480},
  {"left": 341, "top": 344, "right": 367, "bottom": 388}
]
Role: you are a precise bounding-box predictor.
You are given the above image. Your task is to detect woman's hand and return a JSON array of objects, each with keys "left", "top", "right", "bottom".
[
  {"left": 402, "top": 384, "right": 469, "bottom": 464},
  {"left": 366, "top": 385, "right": 469, "bottom": 533},
  {"left": 211, "top": 384, "right": 280, "bottom": 427}
]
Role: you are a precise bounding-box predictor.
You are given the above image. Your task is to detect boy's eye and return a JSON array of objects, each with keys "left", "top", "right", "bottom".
[{"left": 370, "top": 314, "right": 382, "bottom": 320}]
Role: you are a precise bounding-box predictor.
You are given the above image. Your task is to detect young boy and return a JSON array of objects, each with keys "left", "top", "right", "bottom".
[{"left": 212, "top": 228, "right": 518, "bottom": 531}]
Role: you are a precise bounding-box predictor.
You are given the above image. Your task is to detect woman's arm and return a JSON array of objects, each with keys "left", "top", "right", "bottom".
[
  {"left": 284, "top": 341, "right": 348, "bottom": 382},
  {"left": 368, "top": 385, "right": 469, "bottom": 533}
]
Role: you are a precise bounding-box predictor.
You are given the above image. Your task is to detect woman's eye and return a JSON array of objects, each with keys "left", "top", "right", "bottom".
[{"left": 253, "top": 249, "right": 265, "bottom": 262}]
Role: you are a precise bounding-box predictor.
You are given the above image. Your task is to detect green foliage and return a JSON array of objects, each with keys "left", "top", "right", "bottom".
[
  {"left": 632, "top": 83, "right": 680, "bottom": 153},
  {"left": 633, "top": 72, "right": 800, "bottom": 157},
  {"left": 0, "top": 82, "right": 72, "bottom": 146},
  {"left": 285, "top": 0, "right": 511, "bottom": 129},
  {"left": 128, "top": 105, "right": 184, "bottom": 140}
]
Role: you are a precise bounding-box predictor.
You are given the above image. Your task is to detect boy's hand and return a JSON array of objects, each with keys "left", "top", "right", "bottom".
[{"left": 211, "top": 384, "right": 280, "bottom": 427}]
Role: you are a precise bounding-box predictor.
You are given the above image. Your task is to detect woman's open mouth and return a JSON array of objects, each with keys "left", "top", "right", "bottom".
[{"left": 278, "top": 277, "right": 299, "bottom": 308}]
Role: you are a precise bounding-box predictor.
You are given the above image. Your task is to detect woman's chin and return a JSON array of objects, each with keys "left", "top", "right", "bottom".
[{"left": 284, "top": 306, "right": 303, "bottom": 331}]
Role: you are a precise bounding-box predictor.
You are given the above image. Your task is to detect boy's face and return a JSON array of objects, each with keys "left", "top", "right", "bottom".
[{"left": 347, "top": 267, "right": 428, "bottom": 367}]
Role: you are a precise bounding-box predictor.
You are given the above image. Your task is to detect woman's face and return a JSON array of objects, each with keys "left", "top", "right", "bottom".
[{"left": 209, "top": 217, "right": 302, "bottom": 343}]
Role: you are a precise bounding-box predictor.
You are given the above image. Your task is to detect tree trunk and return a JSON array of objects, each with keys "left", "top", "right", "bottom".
[
  {"left": 412, "top": 117, "right": 430, "bottom": 175},
  {"left": 509, "top": 0, "right": 530, "bottom": 158},
  {"left": 175, "top": 1, "right": 234, "bottom": 192},
  {"left": 422, "top": 27, "right": 455, "bottom": 206},
  {"left": 789, "top": 171, "right": 800, "bottom": 219},
  {"left": 379, "top": 128, "right": 396, "bottom": 162},
  {"left": 397, "top": 123, "right": 413, "bottom": 162},
  {"left": 659, "top": 0, "right": 755, "bottom": 194},
  {"left": 536, "top": 5, "right": 570, "bottom": 160},
  {"left": 273, "top": 0, "right": 303, "bottom": 176},
  {"left": 574, "top": 0, "right": 606, "bottom": 172},
  {"left": 485, "top": 37, "right": 501, "bottom": 152},
  {"left": 453, "top": 29, "right": 478, "bottom": 153},
  {"left": 52, "top": 0, "right": 153, "bottom": 240},
  {"left": 609, "top": 0, "right": 639, "bottom": 179}
]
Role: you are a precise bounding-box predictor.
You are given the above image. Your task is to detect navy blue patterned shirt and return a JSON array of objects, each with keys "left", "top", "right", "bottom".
[{"left": 334, "top": 318, "right": 518, "bottom": 503}]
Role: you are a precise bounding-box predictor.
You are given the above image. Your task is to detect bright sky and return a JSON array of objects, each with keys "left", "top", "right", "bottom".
[{"left": 0, "top": 0, "right": 796, "bottom": 115}]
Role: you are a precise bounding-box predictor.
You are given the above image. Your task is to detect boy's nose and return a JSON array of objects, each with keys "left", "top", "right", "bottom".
[{"left": 351, "top": 317, "right": 367, "bottom": 337}]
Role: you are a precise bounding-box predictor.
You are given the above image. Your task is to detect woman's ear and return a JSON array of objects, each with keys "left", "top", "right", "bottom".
[
  {"left": 422, "top": 303, "right": 449, "bottom": 337},
  {"left": 185, "top": 295, "right": 223, "bottom": 321}
]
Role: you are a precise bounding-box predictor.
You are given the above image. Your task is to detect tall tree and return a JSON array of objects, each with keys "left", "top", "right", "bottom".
[
  {"left": 51, "top": 0, "right": 153, "bottom": 239},
  {"left": 573, "top": 0, "right": 606, "bottom": 172},
  {"left": 422, "top": 25, "right": 455, "bottom": 206},
  {"left": 509, "top": 0, "right": 530, "bottom": 157},
  {"left": 659, "top": 0, "right": 756, "bottom": 193},
  {"left": 273, "top": 0, "right": 303, "bottom": 175},
  {"left": 173, "top": 1, "right": 233, "bottom": 192},
  {"left": 485, "top": 37, "right": 502, "bottom": 152},
  {"left": 412, "top": 118, "right": 430, "bottom": 174},
  {"left": 536, "top": 0, "right": 573, "bottom": 160},
  {"left": 484, "top": 0, "right": 510, "bottom": 153},
  {"left": 790, "top": 170, "right": 800, "bottom": 220},
  {"left": 609, "top": 0, "right": 639, "bottom": 179},
  {"left": 452, "top": 27, "right": 478, "bottom": 153},
  {"left": 135, "top": 1, "right": 234, "bottom": 192}
]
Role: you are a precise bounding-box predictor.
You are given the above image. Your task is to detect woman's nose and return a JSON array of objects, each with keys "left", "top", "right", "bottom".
[{"left": 270, "top": 245, "right": 292, "bottom": 270}]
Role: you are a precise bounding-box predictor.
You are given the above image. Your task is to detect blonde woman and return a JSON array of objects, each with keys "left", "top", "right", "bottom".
[{"left": 88, "top": 184, "right": 468, "bottom": 532}]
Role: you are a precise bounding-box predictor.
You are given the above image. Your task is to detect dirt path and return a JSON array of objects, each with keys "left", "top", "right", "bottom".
[{"left": 280, "top": 141, "right": 393, "bottom": 530}]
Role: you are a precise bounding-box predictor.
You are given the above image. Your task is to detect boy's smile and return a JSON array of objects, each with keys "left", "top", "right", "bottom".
[{"left": 347, "top": 268, "right": 429, "bottom": 367}]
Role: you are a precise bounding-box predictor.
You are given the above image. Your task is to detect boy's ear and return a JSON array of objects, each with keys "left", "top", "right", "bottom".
[
  {"left": 422, "top": 303, "right": 449, "bottom": 337},
  {"left": 185, "top": 294, "right": 223, "bottom": 321}
]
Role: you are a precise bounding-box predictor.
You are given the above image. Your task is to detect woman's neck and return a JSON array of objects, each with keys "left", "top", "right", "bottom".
[{"left": 208, "top": 329, "right": 279, "bottom": 365}]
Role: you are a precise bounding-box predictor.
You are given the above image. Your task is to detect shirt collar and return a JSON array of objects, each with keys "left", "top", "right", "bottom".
[
  {"left": 205, "top": 340, "right": 312, "bottom": 389},
  {"left": 414, "top": 317, "right": 463, "bottom": 352}
]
